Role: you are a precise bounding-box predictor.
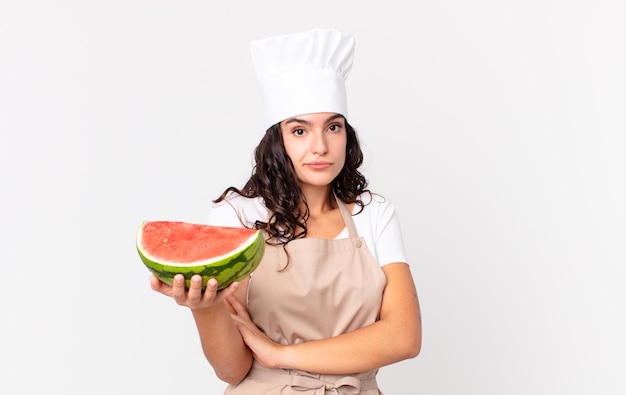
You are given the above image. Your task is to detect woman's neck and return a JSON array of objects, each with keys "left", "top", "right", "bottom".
[
  {"left": 299, "top": 185, "right": 346, "bottom": 239},
  {"left": 300, "top": 186, "right": 335, "bottom": 217}
]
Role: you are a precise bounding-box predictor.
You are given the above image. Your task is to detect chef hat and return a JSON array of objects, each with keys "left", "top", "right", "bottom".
[{"left": 250, "top": 28, "right": 355, "bottom": 130}]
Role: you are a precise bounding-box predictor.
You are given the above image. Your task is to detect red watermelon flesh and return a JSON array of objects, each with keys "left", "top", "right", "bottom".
[{"left": 140, "top": 221, "right": 258, "bottom": 263}]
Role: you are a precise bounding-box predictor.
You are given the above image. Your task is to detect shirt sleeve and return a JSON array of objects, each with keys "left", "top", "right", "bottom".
[
  {"left": 364, "top": 194, "right": 409, "bottom": 267},
  {"left": 205, "top": 194, "right": 268, "bottom": 229},
  {"left": 206, "top": 201, "right": 244, "bottom": 228}
]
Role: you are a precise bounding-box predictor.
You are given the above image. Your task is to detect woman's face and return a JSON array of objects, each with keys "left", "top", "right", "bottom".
[{"left": 280, "top": 112, "right": 347, "bottom": 188}]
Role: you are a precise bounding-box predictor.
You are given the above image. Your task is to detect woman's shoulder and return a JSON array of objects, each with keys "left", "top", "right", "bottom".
[
  {"left": 352, "top": 191, "right": 408, "bottom": 266},
  {"left": 207, "top": 192, "right": 268, "bottom": 228},
  {"left": 356, "top": 191, "right": 396, "bottom": 216}
]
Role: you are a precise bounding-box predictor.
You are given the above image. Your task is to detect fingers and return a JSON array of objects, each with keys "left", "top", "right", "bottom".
[
  {"left": 217, "top": 281, "right": 240, "bottom": 301},
  {"left": 149, "top": 274, "right": 174, "bottom": 296},
  {"left": 149, "top": 274, "right": 163, "bottom": 291},
  {"left": 226, "top": 294, "right": 248, "bottom": 318},
  {"left": 201, "top": 277, "right": 219, "bottom": 300},
  {"left": 150, "top": 273, "right": 243, "bottom": 312},
  {"left": 187, "top": 275, "right": 205, "bottom": 305},
  {"left": 171, "top": 274, "right": 188, "bottom": 304}
]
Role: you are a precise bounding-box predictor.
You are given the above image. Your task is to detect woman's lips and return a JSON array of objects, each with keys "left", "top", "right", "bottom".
[{"left": 307, "top": 162, "right": 332, "bottom": 170}]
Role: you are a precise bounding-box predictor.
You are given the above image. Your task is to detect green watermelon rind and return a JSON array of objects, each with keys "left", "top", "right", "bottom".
[{"left": 137, "top": 229, "right": 265, "bottom": 291}]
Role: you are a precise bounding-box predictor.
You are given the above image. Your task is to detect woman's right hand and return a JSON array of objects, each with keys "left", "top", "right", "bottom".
[{"left": 149, "top": 274, "right": 240, "bottom": 312}]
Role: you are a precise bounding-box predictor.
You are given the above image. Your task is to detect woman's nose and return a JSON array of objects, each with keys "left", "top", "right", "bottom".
[{"left": 311, "top": 132, "right": 328, "bottom": 155}]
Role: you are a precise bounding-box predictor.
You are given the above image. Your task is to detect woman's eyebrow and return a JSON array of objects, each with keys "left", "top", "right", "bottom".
[
  {"left": 325, "top": 114, "right": 344, "bottom": 123},
  {"left": 283, "top": 117, "right": 310, "bottom": 125},
  {"left": 283, "top": 114, "right": 343, "bottom": 125}
]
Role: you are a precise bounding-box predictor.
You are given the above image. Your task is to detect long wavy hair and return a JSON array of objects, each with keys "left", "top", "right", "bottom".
[{"left": 214, "top": 117, "right": 370, "bottom": 246}]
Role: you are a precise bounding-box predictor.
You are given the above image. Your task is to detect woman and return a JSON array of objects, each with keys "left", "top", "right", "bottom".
[{"left": 150, "top": 28, "right": 422, "bottom": 394}]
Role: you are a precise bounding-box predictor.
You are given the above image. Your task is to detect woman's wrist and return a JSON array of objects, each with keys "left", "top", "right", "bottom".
[
  {"left": 276, "top": 343, "right": 298, "bottom": 370},
  {"left": 190, "top": 299, "right": 230, "bottom": 320}
]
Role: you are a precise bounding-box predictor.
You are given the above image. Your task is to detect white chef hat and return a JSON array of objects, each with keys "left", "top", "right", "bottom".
[{"left": 250, "top": 28, "right": 355, "bottom": 130}]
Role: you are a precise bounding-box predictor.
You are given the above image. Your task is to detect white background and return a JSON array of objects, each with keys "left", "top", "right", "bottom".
[{"left": 1, "top": 1, "right": 625, "bottom": 394}]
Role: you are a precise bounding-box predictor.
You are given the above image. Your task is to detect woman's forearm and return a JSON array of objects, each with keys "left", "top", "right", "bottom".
[
  {"left": 281, "top": 312, "right": 420, "bottom": 374},
  {"left": 279, "top": 263, "right": 422, "bottom": 374},
  {"left": 192, "top": 302, "right": 253, "bottom": 384}
]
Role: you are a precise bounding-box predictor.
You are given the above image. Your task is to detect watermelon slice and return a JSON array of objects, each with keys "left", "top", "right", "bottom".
[{"left": 136, "top": 221, "right": 265, "bottom": 291}]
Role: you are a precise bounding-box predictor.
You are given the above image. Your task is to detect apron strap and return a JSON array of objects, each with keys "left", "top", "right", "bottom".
[{"left": 334, "top": 193, "right": 359, "bottom": 239}]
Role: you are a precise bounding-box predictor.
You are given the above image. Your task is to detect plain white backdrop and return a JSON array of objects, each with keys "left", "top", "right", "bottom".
[{"left": 1, "top": 1, "right": 625, "bottom": 394}]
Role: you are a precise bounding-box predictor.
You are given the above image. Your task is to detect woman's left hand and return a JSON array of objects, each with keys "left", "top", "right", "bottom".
[{"left": 226, "top": 296, "right": 287, "bottom": 369}]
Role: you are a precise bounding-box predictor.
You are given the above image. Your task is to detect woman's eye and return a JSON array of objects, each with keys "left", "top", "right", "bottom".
[
  {"left": 329, "top": 124, "right": 341, "bottom": 132},
  {"left": 293, "top": 128, "right": 305, "bottom": 136}
]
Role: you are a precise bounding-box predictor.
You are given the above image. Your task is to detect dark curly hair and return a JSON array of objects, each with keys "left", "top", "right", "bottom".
[{"left": 214, "top": 117, "right": 370, "bottom": 246}]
